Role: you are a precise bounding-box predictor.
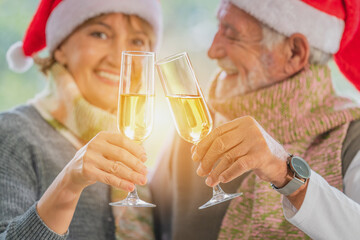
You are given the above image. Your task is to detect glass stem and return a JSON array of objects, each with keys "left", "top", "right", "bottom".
[
  {"left": 213, "top": 184, "right": 225, "bottom": 196},
  {"left": 127, "top": 188, "right": 139, "bottom": 200}
]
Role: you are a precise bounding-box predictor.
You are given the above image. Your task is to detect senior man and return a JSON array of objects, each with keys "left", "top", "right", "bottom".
[{"left": 150, "top": 0, "right": 360, "bottom": 239}]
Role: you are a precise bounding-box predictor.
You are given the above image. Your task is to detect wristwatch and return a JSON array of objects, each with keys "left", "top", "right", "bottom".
[{"left": 271, "top": 154, "right": 311, "bottom": 196}]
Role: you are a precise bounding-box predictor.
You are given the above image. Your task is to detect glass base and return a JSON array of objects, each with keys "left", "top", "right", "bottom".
[
  {"left": 110, "top": 198, "right": 156, "bottom": 207},
  {"left": 199, "top": 184, "right": 243, "bottom": 209},
  {"left": 109, "top": 188, "right": 156, "bottom": 208}
]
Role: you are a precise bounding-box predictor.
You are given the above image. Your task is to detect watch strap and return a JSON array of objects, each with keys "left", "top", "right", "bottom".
[{"left": 271, "top": 174, "right": 305, "bottom": 196}]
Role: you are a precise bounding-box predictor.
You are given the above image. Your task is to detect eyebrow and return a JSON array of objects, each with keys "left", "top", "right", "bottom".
[
  {"left": 83, "top": 21, "right": 148, "bottom": 36},
  {"left": 131, "top": 30, "right": 148, "bottom": 36},
  {"left": 83, "top": 21, "right": 112, "bottom": 30},
  {"left": 219, "top": 20, "right": 238, "bottom": 34},
  {"left": 225, "top": 23, "right": 238, "bottom": 32}
]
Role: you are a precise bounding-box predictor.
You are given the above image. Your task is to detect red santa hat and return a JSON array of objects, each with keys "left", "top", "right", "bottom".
[
  {"left": 6, "top": 0, "right": 162, "bottom": 73},
  {"left": 228, "top": 0, "right": 360, "bottom": 91}
]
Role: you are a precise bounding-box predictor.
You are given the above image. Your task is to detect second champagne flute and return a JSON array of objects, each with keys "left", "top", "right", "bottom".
[
  {"left": 156, "top": 52, "right": 243, "bottom": 209},
  {"left": 110, "top": 51, "right": 156, "bottom": 207}
]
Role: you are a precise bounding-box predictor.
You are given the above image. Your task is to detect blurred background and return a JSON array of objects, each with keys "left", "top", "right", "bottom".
[{"left": 1, "top": 0, "right": 360, "bottom": 168}]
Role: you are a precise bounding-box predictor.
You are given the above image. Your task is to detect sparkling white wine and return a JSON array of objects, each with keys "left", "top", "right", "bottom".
[
  {"left": 118, "top": 94, "right": 154, "bottom": 142},
  {"left": 167, "top": 95, "right": 213, "bottom": 143}
]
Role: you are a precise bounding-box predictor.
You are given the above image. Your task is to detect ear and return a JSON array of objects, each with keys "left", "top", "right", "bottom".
[
  {"left": 53, "top": 46, "right": 68, "bottom": 66},
  {"left": 284, "top": 33, "right": 310, "bottom": 75}
]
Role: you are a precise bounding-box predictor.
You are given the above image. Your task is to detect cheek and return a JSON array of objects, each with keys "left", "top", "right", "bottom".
[
  {"left": 226, "top": 43, "right": 264, "bottom": 73},
  {"left": 260, "top": 51, "right": 285, "bottom": 81},
  {"left": 64, "top": 42, "right": 107, "bottom": 101},
  {"left": 260, "top": 52, "right": 276, "bottom": 68},
  {"left": 65, "top": 41, "right": 105, "bottom": 75}
]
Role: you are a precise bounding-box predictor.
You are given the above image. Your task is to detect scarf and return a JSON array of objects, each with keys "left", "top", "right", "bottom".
[
  {"left": 207, "top": 65, "right": 360, "bottom": 239},
  {"left": 30, "top": 64, "right": 154, "bottom": 240}
]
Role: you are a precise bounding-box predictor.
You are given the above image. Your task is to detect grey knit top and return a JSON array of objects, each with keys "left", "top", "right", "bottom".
[{"left": 0, "top": 105, "right": 115, "bottom": 240}]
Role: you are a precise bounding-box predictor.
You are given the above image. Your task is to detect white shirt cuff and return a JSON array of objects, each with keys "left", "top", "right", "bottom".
[{"left": 282, "top": 169, "right": 319, "bottom": 224}]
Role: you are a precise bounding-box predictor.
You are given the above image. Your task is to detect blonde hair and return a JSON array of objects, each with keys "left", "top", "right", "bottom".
[{"left": 34, "top": 14, "right": 156, "bottom": 75}]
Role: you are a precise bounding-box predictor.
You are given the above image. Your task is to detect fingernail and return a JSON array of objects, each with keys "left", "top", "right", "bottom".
[
  {"left": 191, "top": 145, "right": 197, "bottom": 154},
  {"left": 206, "top": 177, "right": 213, "bottom": 186},
  {"left": 139, "top": 176, "right": 147, "bottom": 185},
  {"left": 219, "top": 176, "right": 225, "bottom": 183},
  {"left": 140, "top": 154, "right": 147, "bottom": 162},
  {"left": 196, "top": 166, "right": 204, "bottom": 176},
  {"left": 128, "top": 184, "right": 135, "bottom": 192},
  {"left": 192, "top": 152, "right": 200, "bottom": 162},
  {"left": 140, "top": 166, "right": 148, "bottom": 174}
]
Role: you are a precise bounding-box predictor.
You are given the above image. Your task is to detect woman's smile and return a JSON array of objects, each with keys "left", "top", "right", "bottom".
[{"left": 95, "top": 70, "right": 121, "bottom": 86}]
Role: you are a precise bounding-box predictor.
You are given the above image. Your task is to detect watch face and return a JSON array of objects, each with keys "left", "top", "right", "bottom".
[{"left": 291, "top": 156, "right": 311, "bottom": 179}]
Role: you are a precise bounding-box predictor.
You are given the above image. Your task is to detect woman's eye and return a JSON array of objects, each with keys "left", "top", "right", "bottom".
[
  {"left": 132, "top": 38, "right": 145, "bottom": 46},
  {"left": 90, "top": 32, "right": 108, "bottom": 40}
]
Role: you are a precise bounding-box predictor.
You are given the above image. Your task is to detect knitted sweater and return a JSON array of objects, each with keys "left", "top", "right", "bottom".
[
  {"left": 150, "top": 65, "right": 360, "bottom": 240},
  {"left": 0, "top": 105, "right": 115, "bottom": 240}
]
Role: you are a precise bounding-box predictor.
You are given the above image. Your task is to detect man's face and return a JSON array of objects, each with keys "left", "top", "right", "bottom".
[{"left": 208, "top": 2, "right": 285, "bottom": 98}]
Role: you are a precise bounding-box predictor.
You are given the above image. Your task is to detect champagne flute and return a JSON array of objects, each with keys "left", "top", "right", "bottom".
[
  {"left": 110, "top": 51, "right": 156, "bottom": 207},
  {"left": 156, "top": 52, "right": 242, "bottom": 209}
]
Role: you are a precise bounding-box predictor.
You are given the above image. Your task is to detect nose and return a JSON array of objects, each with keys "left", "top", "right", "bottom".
[
  {"left": 107, "top": 39, "right": 125, "bottom": 69},
  {"left": 207, "top": 31, "right": 226, "bottom": 60}
]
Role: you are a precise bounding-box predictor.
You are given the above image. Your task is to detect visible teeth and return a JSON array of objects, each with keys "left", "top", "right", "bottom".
[{"left": 97, "top": 71, "right": 120, "bottom": 82}]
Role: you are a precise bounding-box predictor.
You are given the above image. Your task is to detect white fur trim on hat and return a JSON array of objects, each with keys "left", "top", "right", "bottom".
[
  {"left": 46, "top": 0, "right": 162, "bottom": 53},
  {"left": 228, "top": 0, "right": 345, "bottom": 53},
  {"left": 6, "top": 41, "right": 34, "bottom": 73}
]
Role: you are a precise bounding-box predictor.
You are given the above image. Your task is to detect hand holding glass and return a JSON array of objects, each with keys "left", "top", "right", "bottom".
[
  {"left": 110, "top": 51, "right": 156, "bottom": 207},
  {"left": 156, "top": 52, "right": 242, "bottom": 209}
]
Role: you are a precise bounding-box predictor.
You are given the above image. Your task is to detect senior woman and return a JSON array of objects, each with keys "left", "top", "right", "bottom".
[{"left": 1, "top": 0, "right": 161, "bottom": 239}]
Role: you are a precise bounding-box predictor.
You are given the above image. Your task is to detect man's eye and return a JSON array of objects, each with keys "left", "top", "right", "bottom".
[
  {"left": 225, "top": 29, "right": 238, "bottom": 41},
  {"left": 90, "top": 32, "right": 108, "bottom": 40},
  {"left": 226, "top": 35, "right": 238, "bottom": 41}
]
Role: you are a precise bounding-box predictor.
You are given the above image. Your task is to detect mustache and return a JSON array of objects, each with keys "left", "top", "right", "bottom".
[{"left": 216, "top": 58, "right": 239, "bottom": 74}]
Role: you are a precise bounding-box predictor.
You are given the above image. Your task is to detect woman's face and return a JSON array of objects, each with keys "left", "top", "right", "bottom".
[{"left": 54, "top": 13, "right": 153, "bottom": 112}]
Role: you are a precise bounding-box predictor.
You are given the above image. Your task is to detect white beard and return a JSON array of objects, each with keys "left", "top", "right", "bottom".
[
  {"left": 215, "top": 71, "right": 247, "bottom": 99},
  {"left": 215, "top": 57, "right": 269, "bottom": 100}
]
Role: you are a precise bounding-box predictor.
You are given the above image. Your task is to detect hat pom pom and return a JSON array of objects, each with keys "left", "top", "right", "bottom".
[{"left": 6, "top": 41, "right": 34, "bottom": 73}]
